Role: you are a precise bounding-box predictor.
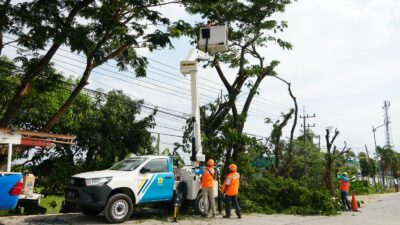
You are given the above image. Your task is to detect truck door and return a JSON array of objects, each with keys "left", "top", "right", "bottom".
[{"left": 137, "top": 158, "right": 174, "bottom": 203}]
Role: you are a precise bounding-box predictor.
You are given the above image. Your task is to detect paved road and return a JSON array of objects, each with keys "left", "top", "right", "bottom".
[{"left": 1, "top": 192, "right": 400, "bottom": 225}]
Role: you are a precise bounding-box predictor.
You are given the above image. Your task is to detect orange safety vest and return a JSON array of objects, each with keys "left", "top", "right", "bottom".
[
  {"left": 202, "top": 167, "right": 215, "bottom": 188},
  {"left": 340, "top": 179, "right": 350, "bottom": 192},
  {"left": 221, "top": 172, "right": 240, "bottom": 196}
]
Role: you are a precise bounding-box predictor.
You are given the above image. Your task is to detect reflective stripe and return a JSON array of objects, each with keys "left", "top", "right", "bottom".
[
  {"left": 138, "top": 179, "right": 149, "bottom": 194},
  {"left": 143, "top": 174, "right": 156, "bottom": 194},
  {"left": 222, "top": 172, "right": 240, "bottom": 196},
  {"left": 227, "top": 174, "right": 239, "bottom": 185},
  {"left": 138, "top": 176, "right": 147, "bottom": 190}
]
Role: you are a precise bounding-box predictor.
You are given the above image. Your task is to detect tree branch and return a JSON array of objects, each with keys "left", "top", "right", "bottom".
[
  {"left": 339, "top": 141, "right": 348, "bottom": 155},
  {"left": 213, "top": 57, "right": 232, "bottom": 92},
  {"left": 97, "top": 43, "right": 132, "bottom": 66}
]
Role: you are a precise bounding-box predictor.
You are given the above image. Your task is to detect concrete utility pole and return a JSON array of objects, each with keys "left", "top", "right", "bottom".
[
  {"left": 299, "top": 106, "right": 316, "bottom": 172},
  {"left": 314, "top": 135, "right": 321, "bottom": 151},
  {"left": 300, "top": 106, "right": 316, "bottom": 144}
]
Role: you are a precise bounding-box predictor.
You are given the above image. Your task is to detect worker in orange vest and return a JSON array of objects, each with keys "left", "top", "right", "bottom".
[
  {"left": 201, "top": 159, "right": 216, "bottom": 217},
  {"left": 221, "top": 164, "right": 241, "bottom": 219},
  {"left": 337, "top": 171, "right": 351, "bottom": 211}
]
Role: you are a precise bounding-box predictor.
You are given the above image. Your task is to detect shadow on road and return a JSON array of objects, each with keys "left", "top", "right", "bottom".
[{"left": 22, "top": 203, "right": 206, "bottom": 224}]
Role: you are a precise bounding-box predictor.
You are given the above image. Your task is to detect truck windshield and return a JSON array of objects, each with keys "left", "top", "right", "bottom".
[{"left": 109, "top": 158, "right": 146, "bottom": 171}]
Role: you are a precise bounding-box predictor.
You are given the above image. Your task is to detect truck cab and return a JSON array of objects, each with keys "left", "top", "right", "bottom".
[{"left": 65, "top": 156, "right": 175, "bottom": 223}]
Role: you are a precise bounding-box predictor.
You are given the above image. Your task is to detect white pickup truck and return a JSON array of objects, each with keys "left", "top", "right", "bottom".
[{"left": 65, "top": 156, "right": 218, "bottom": 223}]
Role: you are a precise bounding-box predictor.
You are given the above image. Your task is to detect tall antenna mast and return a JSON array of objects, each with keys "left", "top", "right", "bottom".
[{"left": 383, "top": 101, "right": 394, "bottom": 150}]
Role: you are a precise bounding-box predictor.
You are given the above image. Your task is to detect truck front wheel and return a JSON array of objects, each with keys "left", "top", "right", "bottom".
[{"left": 104, "top": 193, "right": 133, "bottom": 223}]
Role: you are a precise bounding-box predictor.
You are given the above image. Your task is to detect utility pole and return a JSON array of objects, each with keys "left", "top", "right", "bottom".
[
  {"left": 299, "top": 106, "right": 316, "bottom": 172},
  {"left": 383, "top": 101, "right": 394, "bottom": 150},
  {"left": 300, "top": 106, "right": 316, "bottom": 144},
  {"left": 314, "top": 135, "right": 321, "bottom": 151}
]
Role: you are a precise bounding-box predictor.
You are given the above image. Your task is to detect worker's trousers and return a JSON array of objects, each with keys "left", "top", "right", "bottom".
[
  {"left": 225, "top": 195, "right": 241, "bottom": 217},
  {"left": 341, "top": 191, "right": 351, "bottom": 211},
  {"left": 202, "top": 187, "right": 215, "bottom": 215}
]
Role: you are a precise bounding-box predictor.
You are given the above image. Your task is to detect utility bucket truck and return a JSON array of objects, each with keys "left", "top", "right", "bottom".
[
  {"left": 65, "top": 24, "right": 228, "bottom": 223},
  {"left": 65, "top": 156, "right": 219, "bottom": 223}
]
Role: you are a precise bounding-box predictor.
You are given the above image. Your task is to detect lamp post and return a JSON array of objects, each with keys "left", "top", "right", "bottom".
[{"left": 372, "top": 123, "right": 387, "bottom": 193}]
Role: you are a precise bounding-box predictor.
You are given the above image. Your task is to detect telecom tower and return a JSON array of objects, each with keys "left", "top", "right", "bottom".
[{"left": 383, "top": 101, "right": 395, "bottom": 150}]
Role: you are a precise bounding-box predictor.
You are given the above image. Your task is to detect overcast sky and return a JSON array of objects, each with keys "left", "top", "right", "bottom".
[
  {"left": 4, "top": 0, "right": 400, "bottom": 161},
  {"left": 134, "top": 0, "right": 400, "bottom": 155}
]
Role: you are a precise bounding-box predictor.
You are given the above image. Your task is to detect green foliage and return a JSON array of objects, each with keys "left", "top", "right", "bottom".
[
  {"left": 30, "top": 153, "right": 83, "bottom": 195},
  {"left": 240, "top": 174, "right": 341, "bottom": 215},
  {"left": 39, "top": 195, "right": 64, "bottom": 215},
  {"left": 349, "top": 179, "right": 376, "bottom": 195},
  {"left": 48, "top": 200, "right": 58, "bottom": 213},
  {"left": 0, "top": 59, "right": 155, "bottom": 192}
]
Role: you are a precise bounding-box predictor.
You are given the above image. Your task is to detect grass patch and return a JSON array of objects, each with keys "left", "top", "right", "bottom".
[{"left": 39, "top": 195, "right": 64, "bottom": 214}]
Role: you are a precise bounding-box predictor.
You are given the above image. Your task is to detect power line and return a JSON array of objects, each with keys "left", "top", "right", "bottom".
[{"left": 3, "top": 35, "right": 294, "bottom": 113}]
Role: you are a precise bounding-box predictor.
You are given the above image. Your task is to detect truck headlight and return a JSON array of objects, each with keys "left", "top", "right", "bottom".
[{"left": 85, "top": 177, "right": 112, "bottom": 187}]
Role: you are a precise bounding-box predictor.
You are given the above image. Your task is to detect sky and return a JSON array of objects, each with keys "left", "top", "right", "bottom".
[
  {"left": 3, "top": 0, "right": 400, "bottom": 161},
  {"left": 131, "top": 0, "right": 400, "bottom": 156}
]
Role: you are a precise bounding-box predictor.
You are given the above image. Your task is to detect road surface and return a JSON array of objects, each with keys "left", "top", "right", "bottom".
[{"left": 1, "top": 192, "right": 400, "bottom": 225}]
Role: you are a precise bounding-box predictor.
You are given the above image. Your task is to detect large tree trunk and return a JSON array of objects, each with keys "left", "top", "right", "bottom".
[
  {"left": 325, "top": 157, "right": 336, "bottom": 197},
  {"left": 325, "top": 128, "right": 339, "bottom": 197},
  {"left": 0, "top": 32, "right": 3, "bottom": 56},
  {"left": 41, "top": 66, "right": 93, "bottom": 132},
  {"left": 84, "top": 147, "right": 96, "bottom": 170}
]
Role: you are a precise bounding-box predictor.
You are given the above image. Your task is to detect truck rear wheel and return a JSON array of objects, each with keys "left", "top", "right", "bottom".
[
  {"left": 104, "top": 193, "right": 133, "bottom": 223},
  {"left": 81, "top": 206, "right": 101, "bottom": 217},
  {"left": 194, "top": 193, "right": 206, "bottom": 215}
]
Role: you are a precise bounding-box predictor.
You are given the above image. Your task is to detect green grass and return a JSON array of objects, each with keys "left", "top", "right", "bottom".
[{"left": 39, "top": 195, "right": 65, "bottom": 214}]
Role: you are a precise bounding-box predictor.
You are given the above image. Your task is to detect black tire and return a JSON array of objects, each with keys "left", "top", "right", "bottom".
[
  {"left": 104, "top": 193, "right": 133, "bottom": 223},
  {"left": 81, "top": 206, "right": 101, "bottom": 217},
  {"left": 194, "top": 192, "right": 206, "bottom": 215}
]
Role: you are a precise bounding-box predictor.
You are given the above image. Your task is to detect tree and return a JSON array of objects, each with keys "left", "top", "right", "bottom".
[
  {"left": 181, "top": 0, "right": 294, "bottom": 172},
  {"left": 272, "top": 76, "right": 298, "bottom": 168},
  {"left": 78, "top": 90, "right": 156, "bottom": 170},
  {"left": 1, "top": 60, "right": 155, "bottom": 191},
  {"left": 268, "top": 109, "right": 294, "bottom": 176},
  {"left": 0, "top": 0, "right": 14, "bottom": 55},
  {"left": 0, "top": 0, "right": 96, "bottom": 127},
  {"left": 324, "top": 129, "right": 349, "bottom": 197},
  {"left": 0, "top": 0, "right": 192, "bottom": 129},
  {"left": 40, "top": 0, "right": 182, "bottom": 132},
  {"left": 376, "top": 146, "right": 398, "bottom": 190},
  {"left": 359, "top": 152, "right": 371, "bottom": 179}
]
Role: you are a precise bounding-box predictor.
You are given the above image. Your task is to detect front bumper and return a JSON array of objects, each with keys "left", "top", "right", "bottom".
[{"left": 64, "top": 182, "right": 112, "bottom": 210}]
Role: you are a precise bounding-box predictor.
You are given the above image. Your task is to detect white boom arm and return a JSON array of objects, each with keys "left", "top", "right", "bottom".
[{"left": 180, "top": 48, "right": 214, "bottom": 164}]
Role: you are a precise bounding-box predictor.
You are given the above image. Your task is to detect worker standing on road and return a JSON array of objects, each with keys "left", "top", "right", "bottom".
[
  {"left": 337, "top": 172, "right": 351, "bottom": 211},
  {"left": 221, "top": 164, "right": 241, "bottom": 219},
  {"left": 201, "top": 159, "right": 216, "bottom": 217}
]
